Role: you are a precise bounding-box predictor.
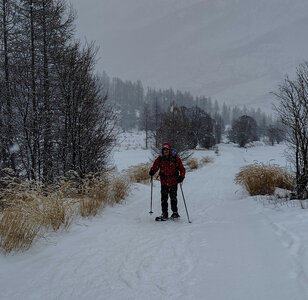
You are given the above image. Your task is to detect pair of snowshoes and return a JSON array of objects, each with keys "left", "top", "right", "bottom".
[{"left": 155, "top": 212, "right": 180, "bottom": 221}]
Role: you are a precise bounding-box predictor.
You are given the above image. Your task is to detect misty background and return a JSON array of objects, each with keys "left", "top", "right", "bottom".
[{"left": 72, "top": 0, "right": 308, "bottom": 113}]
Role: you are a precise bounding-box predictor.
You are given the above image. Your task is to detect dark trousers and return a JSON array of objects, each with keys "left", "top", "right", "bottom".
[{"left": 161, "top": 185, "right": 178, "bottom": 215}]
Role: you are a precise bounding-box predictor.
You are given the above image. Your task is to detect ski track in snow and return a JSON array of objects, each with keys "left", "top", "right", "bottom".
[
  {"left": 1, "top": 144, "right": 308, "bottom": 299},
  {"left": 261, "top": 213, "right": 308, "bottom": 295}
]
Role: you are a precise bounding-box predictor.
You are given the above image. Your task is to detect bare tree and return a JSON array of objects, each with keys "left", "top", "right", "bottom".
[
  {"left": 182, "top": 106, "right": 216, "bottom": 149},
  {"left": 7, "top": 0, "right": 75, "bottom": 181},
  {"left": 54, "top": 42, "right": 116, "bottom": 176},
  {"left": 139, "top": 102, "right": 152, "bottom": 149},
  {"left": 0, "top": 0, "right": 116, "bottom": 181},
  {"left": 273, "top": 62, "right": 308, "bottom": 199},
  {"left": 228, "top": 115, "right": 258, "bottom": 147},
  {"left": 0, "top": 0, "right": 16, "bottom": 170},
  {"left": 38, "top": 0, "right": 75, "bottom": 181},
  {"left": 267, "top": 123, "right": 285, "bottom": 146},
  {"left": 155, "top": 102, "right": 195, "bottom": 160},
  {"left": 151, "top": 97, "right": 162, "bottom": 148}
]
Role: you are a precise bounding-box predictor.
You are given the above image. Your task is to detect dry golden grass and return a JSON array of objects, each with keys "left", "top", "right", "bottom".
[
  {"left": 128, "top": 163, "right": 152, "bottom": 183},
  {"left": 78, "top": 174, "right": 109, "bottom": 217},
  {"left": 109, "top": 176, "right": 130, "bottom": 205},
  {"left": 78, "top": 175, "right": 130, "bottom": 215},
  {"left": 186, "top": 158, "right": 199, "bottom": 170},
  {"left": 235, "top": 163, "right": 295, "bottom": 196},
  {"left": 0, "top": 180, "right": 41, "bottom": 210},
  {"left": 0, "top": 203, "right": 42, "bottom": 253},
  {"left": 79, "top": 196, "right": 104, "bottom": 217},
  {"left": 0, "top": 192, "right": 74, "bottom": 253},
  {"left": 0, "top": 172, "right": 131, "bottom": 253},
  {"left": 200, "top": 156, "right": 214, "bottom": 165},
  {"left": 40, "top": 195, "right": 74, "bottom": 231}
]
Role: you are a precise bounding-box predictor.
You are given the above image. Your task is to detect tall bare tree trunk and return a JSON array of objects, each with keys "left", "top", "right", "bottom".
[
  {"left": 42, "top": 0, "right": 52, "bottom": 182},
  {"left": 29, "top": 0, "right": 39, "bottom": 179},
  {"left": 1, "top": 0, "right": 13, "bottom": 169}
]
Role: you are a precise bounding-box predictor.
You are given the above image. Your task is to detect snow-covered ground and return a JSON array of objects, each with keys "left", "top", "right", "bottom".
[{"left": 1, "top": 134, "right": 308, "bottom": 300}]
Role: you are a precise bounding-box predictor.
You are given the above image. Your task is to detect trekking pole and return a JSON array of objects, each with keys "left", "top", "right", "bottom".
[
  {"left": 180, "top": 183, "right": 192, "bottom": 223},
  {"left": 149, "top": 176, "right": 153, "bottom": 214}
]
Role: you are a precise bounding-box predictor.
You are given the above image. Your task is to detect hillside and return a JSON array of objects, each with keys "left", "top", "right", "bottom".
[{"left": 74, "top": 0, "right": 308, "bottom": 112}]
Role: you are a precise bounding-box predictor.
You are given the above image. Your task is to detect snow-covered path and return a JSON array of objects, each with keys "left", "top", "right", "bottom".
[{"left": 1, "top": 144, "right": 308, "bottom": 300}]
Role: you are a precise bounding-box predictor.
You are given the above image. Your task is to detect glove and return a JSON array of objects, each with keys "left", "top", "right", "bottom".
[
  {"left": 149, "top": 169, "right": 155, "bottom": 177},
  {"left": 177, "top": 175, "right": 184, "bottom": 183}
]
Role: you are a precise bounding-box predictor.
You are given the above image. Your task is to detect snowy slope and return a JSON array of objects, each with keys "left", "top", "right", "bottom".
[
  {"left": 73, "top": 0, "right": 308, "bottom": 111},
  {"left": 1, "top": 141, "right": 308, "bottom": 299}
]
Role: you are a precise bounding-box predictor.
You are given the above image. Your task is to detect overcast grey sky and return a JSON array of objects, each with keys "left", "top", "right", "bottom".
[{"left": 71, "top": 0, "right": 308, "bottom": 111}]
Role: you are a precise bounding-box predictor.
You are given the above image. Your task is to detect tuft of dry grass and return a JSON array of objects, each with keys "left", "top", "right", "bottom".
[
  {"left": 186, "top": 158, "right": 199, "bottom": 170},
  {"left": 78, "top": 174, "right": 130, "bottom": 216},
  {"left": 200, "top": 156, "right": 213, "bottom": 165},
  {"left": 128, "top": 163, "right": 152, "bottom": 183},
  {"left": 40, "top": 195, "right": 75, "bottom": 231},
  {"left": 79, "top": 196, "right": 104, "bottom": 217},
  {"left": 0, "top": 203, "right": 42, "bottom": 253},
  {"left": 0, "top": 172, "right": 132, "bottom": 253},
  {"left": 109, "top": 176, "right": 130, "bottom": 205},
  {"left": 78, "top": 174, "right": 109, "bottom": 217},
  {"left": 0, "top": 193, "right": 74, "bottom": 253},
  {"left": 235, "top": 163, "right": 295, "bottom": 196},
  {"left": 0, "top": 179, "right": 41, "bottom": 210}
]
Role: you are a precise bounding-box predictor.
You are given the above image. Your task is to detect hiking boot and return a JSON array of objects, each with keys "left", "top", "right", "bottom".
[
  {"left": 171, "top": 212, "right": 180, "bottom": 218},
  {"left": 160, "top": 212, "right": 168, "bottom": 220}
]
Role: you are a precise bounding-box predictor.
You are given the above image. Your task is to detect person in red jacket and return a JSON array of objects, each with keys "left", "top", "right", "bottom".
[{"left": 149, "top": 142, "right": 185, "bottom": 220}]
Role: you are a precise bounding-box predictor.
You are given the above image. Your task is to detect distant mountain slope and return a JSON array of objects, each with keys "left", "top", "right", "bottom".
[{"left": 74, "top": 0, "right": 308, "bottom": 111}]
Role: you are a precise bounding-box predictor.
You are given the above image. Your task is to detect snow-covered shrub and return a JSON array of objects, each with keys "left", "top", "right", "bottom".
[{"left": 235, "top": 163, "right": 295, "bottom": 196}]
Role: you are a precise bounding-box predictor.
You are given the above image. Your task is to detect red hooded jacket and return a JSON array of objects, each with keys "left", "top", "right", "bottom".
[{"left": 150, "top": 142, "right": 185, "bottom": 186}]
